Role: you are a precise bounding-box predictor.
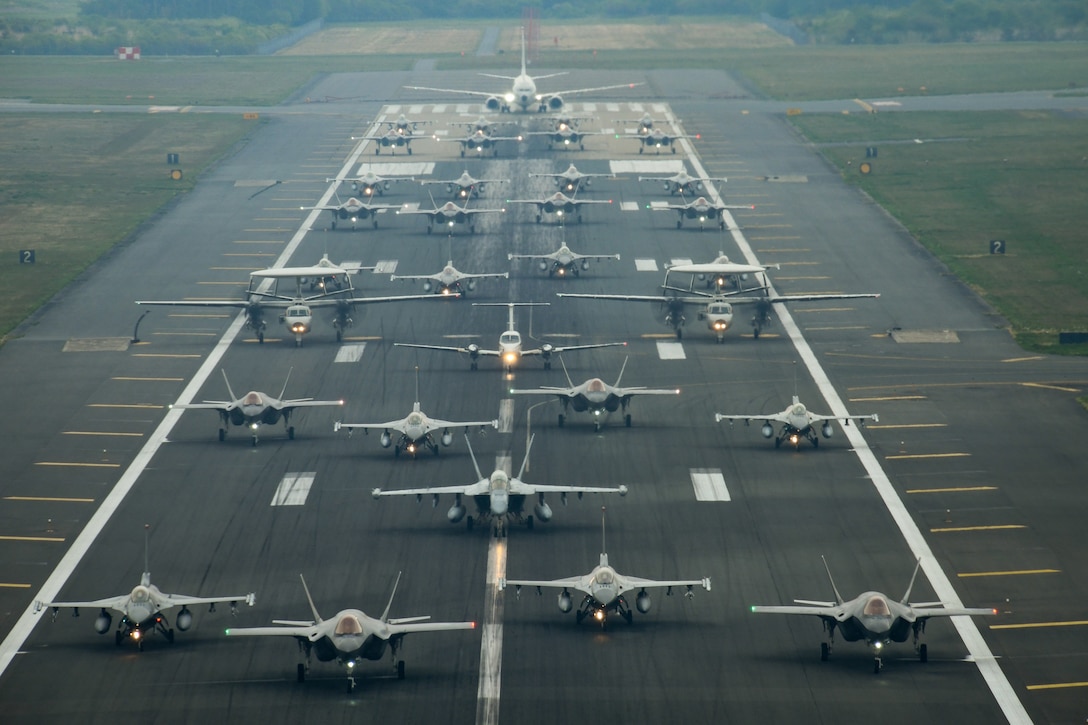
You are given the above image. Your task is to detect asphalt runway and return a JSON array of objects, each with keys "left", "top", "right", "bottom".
[{"left": 0, "top": 65, "right": 1086, "bottom": 724}]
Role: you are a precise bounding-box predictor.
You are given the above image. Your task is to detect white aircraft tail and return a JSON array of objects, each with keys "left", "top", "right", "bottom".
[
  {"left": 221, "top": 369, "right": 238, "bottom": 402},
  {"left": 599, "top": 506, "right": 609, "bottom": 567},
  {"left": 519, "top": 26, "right": 527, "bottom": 76},
  {"left": 380, "top": 571, "right": 403, "bottom": 623},
  {"left": 559, "top": 355, "right": 575, "bottom": 387},
  {"left": 900, "top": 558, "right": 923, "bottom": 604},
  {"left": 516, "top": 434, "right": 535, "bottom": 480},
  {"left": 142, "top": 523, "right": 151, "bottom": 583},
  {"left": 299, "top": 574, "right": 324, "bottom": 624},
  {"left": 463, "top": 431, "right": 485, "bottom": 476},
  {"left": 613, "top": 356, "right": 630, "bottom": 388},
  {"left": 820, "top": 555, "right": 846, "bottom": 605},
  {"left": 278, "top": 367, "right": 295, "bottom": 400}
]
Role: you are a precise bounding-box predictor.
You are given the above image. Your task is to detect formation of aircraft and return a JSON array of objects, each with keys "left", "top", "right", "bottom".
[
  {"left": 751, "top": 557, "right": 997, "bottom": 672},
  {"left": 226, "top": 573, "right": 474, "bottom": 692},
  {"left": 420, "top": 169, "right": 509, "bottom": 199},
  {"left": 397, "top": 198, "right": 504, "bottom": 235},
  {"left": 638, "top": 168, "right": 728, "bottom": 196},
  {"left": 356, "top": 114, "right": 428, "bottom": 155},
  {"left": 509, "top": 357, "right": 680, "bottom": 431},
  {"left": 334, "top": 369, "right": 498, "bottom": 457},
  {"left": 138, "top": 261, "right": 443, "bottom": 346},
  {"left": 508, "top": 243, "right": 620, "bottom": 278},
  {"left": 714, "top": 394, "right": 878, "bottom": 449},
  {"left": 529, "top": 163, "right": 614, "bottom": 193},
  {"left": 390, "top": 259, "right": 508, "bottom": 296},
  {"left": 170, "top": 369, "right": 343, "bottom": 445},
  {"left": 506, "top": 190, "right": 612, "bottom": 225},
  {"left": 656, "top": 195, "right": 754, "bottom": 230},
  {"left": 371, "top": 435, "right": 628, "bottom": 536},
  {"left": 501, "top": 508, "right": 710, "bottom": 626},
  {"left": 405, "top": 28, "right": 640, "bottom": 114},
  {"left": 303, "top": 194, "right": 400, "bottom": 230},
  {"left": 394, "top": 302, "right": 625, "bottom": 371},
  {"left": 558, "top": 288, "right": 879, "bottom": 342},
  {"left": 334, "top": 170, "right": 415, "bottom": 197},
  {"left": 34, "top": 526, "right": 255, "bottom": 650}
]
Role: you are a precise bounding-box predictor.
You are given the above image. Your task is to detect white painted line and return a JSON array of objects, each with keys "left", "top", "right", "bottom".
[
  {"left": 610, "top": 159, "right": 684, "bottom": 174},
  {"left": 690, "top": 469, "right": 730, "bottom": 501},
  {"left": 656, "top": 341, "right": 686, "bottom": 360},
  {"left": 408, "top": 104, "right": 423, "bottom": 115},
  {"left": 599, "top": 127, "right": 616, "bottom": 136},
  {"left": 400, "top": 202, "right": 421, "bottom": 211},
  {"left": 271, "top": 472, "right": 316, "bottom": 506},
  {"left": 497, "top": 399, "right": 515, "bottom": 434},
  {"left": 648, "top": 200, "right": 670, "bottom": 209},
  {"left": 582, "top": 103, "right": 596, "bottom": 112},
  {"left": 456, "top": 104, "right": 471, "bottom": 114},
  {"left": 334, "top": 343, "right": 366, "bottom": 363},
  {"left": 433, "top": 104, "right": 447, "bottom": 113},
  {"left": 0, "top": 109, "right": 390, "bottom": 680},
  {"left": 433, "top": 129, "right": 450, "bottom": 137},
  {"left": 683, "top": 120, "right": 1032, "bottom": 725},
  {"left": 652, "top": 103, "right": 667, "bottom": 113},
  {"left": 385, "top": 105, "right": 401, "bottom": 114},
  {"left": 606, "top": 103, "right": 619, "bottom": 113},
  {"left": 670, "top": 257, "right": 693, "bottom": 267},
  {"left": 374, "top": 259, "right": 398, "bottom": 274},
  {"left": 620, "top": 201, "right": 640, "bottom": 212},
  {"left": 356, "top": 161, "right": 434, "bottom": 176},
  {"left": 630, "top": 103, "right": 644, "bottom": 112},
  {"left": 634, "top": 259, "right": 659, "bottom": 272}
]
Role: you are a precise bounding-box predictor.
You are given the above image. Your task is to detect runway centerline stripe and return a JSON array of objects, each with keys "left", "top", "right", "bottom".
[
  {"left": 270, "top": 473, "right": 316, "bottom": 506},
  {"left": 634, "top": 258, "right": 658, "bottom": 272},
  {"left": 0, "top": 111, "right": 387, "bottom": 681},
  {"left": 497, "top": 399, "right": 515, "bottom": 434},
  {"left": 656, "top": 341, "right": 685, "bottom": 360},
  {"left": 690, "top": 469, "right": 730, "bottom": 501},
  {"left": 62, "top": 431, "right": 143, "bottom": 438},
  {"left": 35, "top": 462, "right": 120, "bottom": 468},
  {"left": 885, "top": 452, "right": 971, "bottom": 460},
  {"left": 0, "top": 584, "right": 32, "bottom": 589},
  {"left": 476, "top": 533, "right": 506, "bottom": 725},
  {"left": 334, "top": 343, "right": 367, "bottom": 363},
  {"left": 686, "top": 129, "right": 1031, "bottom": 723},
  {"left": 0, "top": 536, "right": 65, "bottom": 543}
]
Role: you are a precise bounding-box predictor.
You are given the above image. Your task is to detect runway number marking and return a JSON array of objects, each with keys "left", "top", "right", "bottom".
[
  {"left": 690, "top": 469, "right": 730, "bottom": 501},
  {"left": 270, "top": 472, "right": 315, "bottom": 506}
]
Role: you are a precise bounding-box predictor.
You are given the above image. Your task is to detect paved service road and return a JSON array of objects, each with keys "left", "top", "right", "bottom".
[{"left": 0, "top": 68, "right": 1086, "bottom": 724}]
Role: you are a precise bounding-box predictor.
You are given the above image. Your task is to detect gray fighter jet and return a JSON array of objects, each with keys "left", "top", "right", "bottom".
[
  {"left": 508, "top": 243, "right": 620, "bottom": 278},
  {"left": 751, "top": 556, "right": 997, "bottom": 672},
  {"left": 714, "top": 395, "right": 878, "bottom": 449},
  {"left": 501, "top": 508, "right": 710, "bottom": 627},
  {"left": 226, "top": 573, "right": 474, "bottom": 692}
]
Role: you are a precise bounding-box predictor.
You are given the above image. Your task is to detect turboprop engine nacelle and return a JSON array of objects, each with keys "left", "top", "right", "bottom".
[
  {"left": 176, "top": 608, "right": 193, "bottom": 631},
  {"left": 761, "top": 423, "right": 775, "bottom": 439},
  {"left": 534, "top": 501, "right": 553, "bottom": 522},
  {"left": 821, "top": 422, "right": 834, "bottom": 438},
  {"left": 379, "top": 431, "right": 392, "bottom": 448},
  {"left": 636, "top": 590, "right": 652, "bottom": 614},
  {"left": 441, "top": 430, "right": 453, "bottom": 446},
  {"left": 94, "top": 611, "right": 112, "bottom": 634},
  {"left": 557, "top": 590, "right": 573, "bottom": 613},
  {"left": 447, "top": 504, "right": 466, "bottom": 523}
]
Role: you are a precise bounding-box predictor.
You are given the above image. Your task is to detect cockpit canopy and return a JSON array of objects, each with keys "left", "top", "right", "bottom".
[
  {"left": 593, "top": 569, "right": 615, "bottom": 586},
  {"left": 586, "top": 379, "right": 607, "bottom": 393},
  {"left": 708, "top": 303, "right": 732, "bottom": 315},
  {"left": 130, "top": 585, "right": 150, "bottom": 603},
  {"left": 407, "top": 413, "right": 423, "bottom": 427},
  {"left": 286, "top": 306, "right": 310, "bottom": 319},
  {"left": 500, "top": 332, "right": 521, "bottom": 346},
  {"left": 790, "top": 404, "right": 807, "bottom": 417},
  {"left": 335, "top": 614, "right": 363, "bottom": 635},
  {"left": 490, "top": 471, "right": 509, "bottom": 491},
  {"left": 242, "top": 392, "right": 265, "bottom": 407},
  {"left": 863, "top": 595, "right": 891, "bottom": 617}
]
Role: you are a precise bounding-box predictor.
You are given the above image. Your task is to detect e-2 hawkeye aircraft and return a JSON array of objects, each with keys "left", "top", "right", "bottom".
[
  {"left": 501, "top": 507, "right": 710, "bottom": 627},
  {"left": 34, "top": 525, "right": 255, "bottom": 650},
  {"left": 751, "top": 556, "right": 997, "bottom": 673},
  {"left": 371, "top": 435, "right": 628, "bottom": 537},
  {"left": 226, "top": 573, "right": 474, "bottom": 692},
  {"left": 138, "top": 256, "right": 447, "bottom": 346},
  {"left": 394, "top": 301, "right": 625, "bottom": 371}
]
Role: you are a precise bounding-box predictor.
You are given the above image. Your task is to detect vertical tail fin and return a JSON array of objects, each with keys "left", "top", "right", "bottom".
[
  {"left": 299, "top": 574, "right": 324, "bottom": 624},
  {"left": 520, "top": 26, "right": 527, "bottom": 75},
  {"left": 465, "top": 434, "right": 485, "bottom": 481},
  {"left": 221, "top": 369, "right": 237, "bottom": 402},
  {"left": 599, "top": 507, "right": 609, "bottom": 566},
  {"left": 142, "top": 523, "right": 151, "bottom": 581},
  {"left": 820, "top": 555, "right": 845, "bottom": 605},
  {"left": 414, "top": 366, "right": 421, "bottom": 410},
  {"left": 278, "top": 367, "right": 294, "bottom": 400},
  {"left": 613, "top": 356, "right": 630, "bottom": 388},
  {"left": 560, "top": 355, "right": 575, "bottom": 387},
  {"left": 380, "top": 571, "right": 403, "bottom": 623},
  {"left": 516, "top": 434, "right": 535, "bottom": 480},
  {"left": 900, "top": 558, "right": 923, "bottom": 604}
]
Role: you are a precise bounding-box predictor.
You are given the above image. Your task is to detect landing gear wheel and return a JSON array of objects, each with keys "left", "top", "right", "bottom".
[
  {"left": 820, "top": 642, "right": 830, "bottom": 661},
  {"left": 466, "top": 516, "right": 474, "bottom": 531},
  {"left": 394, "top": 446, "right": 401, "bottom": 458},
  {"left": 676, "top": 328, "right": 683, "bottom": 340},
  {"left": 166, "top": 629, "right": 175, "bottom": 643},
  {"left": 594, "top": 421, "right": 601, "bottom": 433},
  {"left": 575, "top": 610, "right": 586, "bottom": 624},
  {"left": 526, "top": 515, "right": 534, "bottom": 530},
  {"left": 753, "top": 327, "right": 761, "bottom": 339},
  {"left": 251, "top": 435, "right": 258, "bottom": 447},
  {"left": 812, "top": 437, "right": 818, "bottom": 448},
  {"left": 919, "top": 643, "right": 928, "bottom": 663},
  {"left": 873, "top": 658, "right": 882, "bottom": 674},
  {"left": 218, "top": 428, "right": 226, "bottom": 442},
  {"left": 297, "top": 663, "right": 306, "bottom": 682},
  {"left": 774, "top": 437, "right": 782, "bottom": 449},
  {"left": 470, "top": 361, "right": 478, "bottom": 371},
  {"left": 535, "top": 214, "right": 542, "bottom": 224},
  {"left": 137, "top": 639, "right": 144, "bottom": 652},
  {"left": 558, "top": 414, "right": 565, "bottom": 427},
  {"left": 347, "top": 679, "right": 355, "bottom": 694},
  {"left": 397, "top": 660, "right": 406, "bottom": 680},
  {"left": 288, "top": 426, "right": 295, "bottom": 440},
  {"left": 336, "top": 329, "right": 343, "bottom": 342},
  {"left": 257, "top": 331, "right": 265, "bottom": 344},
  {"left": 115, "top": 631, "right": 123, "bottom": 647},
  {"left": 622, "top": 609, "right": 633, "bottom": 624},
  {"left": 426, "top": 226, "right": 433, "bottom": 235},
  {"left": 625, "top": 414, "right": 632, "bottom": 428},
  {"left": 544, "top": 360, "right": 552, "bottom": 370},
  {"left": 676, "top": 220, "right": 682, "bottom": 229}
]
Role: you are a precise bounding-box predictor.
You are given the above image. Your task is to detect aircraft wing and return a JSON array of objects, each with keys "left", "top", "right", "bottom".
[
  {"left": 548, "top": 81, "right": 644, "bottom": 97},
  {"left": 154, "top": 592, "right": 257, "bottom": 609},
  {"left": 136, "top": 300, "right": 258, "bottom": 309},
  {"left": 522, "top": 341, "right": 626, "bottom": 357},
  {"left": 616, "top": 575, "right": 711, "bottom": 595},
  {"left": 507, "top": 481, "right": 629, "bottom": 497},
  {"left": 528, "top": 171, "right": 613, "bottom": 180},
  {"left": 225, "top": 623, "right": 318, "bottom": 639},
  {"left": 909, "top": 604, "right": 998, "bottom": 620},
  {"left": 508, "top": 387, "right": 575, "bottom": 398},
  {"left": 665, "top": 262, "right": 776, "bottom": 276},
  {"left": 508, "top": 252, "right": 620, "bottom": 263},
  {"left": 403, "top": 85, "right": 499, "bottom": 100},
  {"left": 803, "top": 411, "right": 879, "bottom": 426},
  {"left": 171, "top": 402, "right": 231, "bottom": 411},
  {"left": 426, "top": 417, "right": 499, "bottom": 431},
  {"left": 394, "top": 342, "right": 500, "bottom": 358},
  {"left": 385, "top": 620, "right": 476, "bottom": 636},
  {"left": 613, "top": 387, "right": 681, "bottom": 398},
  {"left": 34, "top": 594, "right": 131, "bottom": 614},
  {"left": 372, "top": 480, "right": 492, "bottom": 499},
  {"left": 750, "top": 604, "right": 845, "bottom": 619},
  {"left": 500, "top": 575, "right": 588, "bottom": 592},
  {"left": 391, "top": 271, "right": 508, "bottom": 283},
  {"left": 278, "top": 399, "right": 345, "bottom": 411},
  {"left": 304, "top": 293, "right": 458, "bottom": 306},
  {"left": 727, "top": 293, "right": 881, "bottom": 305},
  {"left": 557, "top": 292, "right": 711, "bottom": 306},
  {"left": 714, "top": 412, "right": 788, "bottom": 425}
]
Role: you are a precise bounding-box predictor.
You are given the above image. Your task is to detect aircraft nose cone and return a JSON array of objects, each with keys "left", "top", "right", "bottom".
[{"left": 491, "top": 491, "right": 508, "bottom": 515}]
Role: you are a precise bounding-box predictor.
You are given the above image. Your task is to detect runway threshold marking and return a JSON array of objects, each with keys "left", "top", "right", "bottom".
[
  {"left": 270, "top": 472, "right": 316, "bottom": 506},
  {"left": 88, "top": 404, "right": 163, "bottom": 409},
  {"left": 334, "top": 343, "right": 366, "bottom": 363},
  {"left": 34, "top": 462, "right": 120, "bottom": 468},
  {"left": 0, "top": 111, "right": 386, "bottom": 681},
  {"left": 690, "top": 469, "right": 730, "bottom": 501},
  {"left": 869, "top": 423, "right": 947, "bottom": 430},
  {"left": 687, "top": 135, "right": 1032, "bottom": 722},
  {"left": 62, "top": 431, "right": 143, "bottom": 438}
]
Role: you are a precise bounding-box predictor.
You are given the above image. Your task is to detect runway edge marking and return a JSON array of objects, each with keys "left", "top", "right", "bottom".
[
  {"left": 677, "top": 112, "right": 1031, "bottom": 724},
  {"left": 0, "top": 115, "right": 389, "bottom": 678}
]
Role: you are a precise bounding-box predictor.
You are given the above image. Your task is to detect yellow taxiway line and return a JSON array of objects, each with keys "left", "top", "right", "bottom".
[
  {"left": 905, "top": 486, "right": 997, "bottom": 494},
  {"left": 4, "top": 496, "right": 95, "bottom": 503},
  {"left": 958, "top": 569, "right": 1060, "bottom": 578}
]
